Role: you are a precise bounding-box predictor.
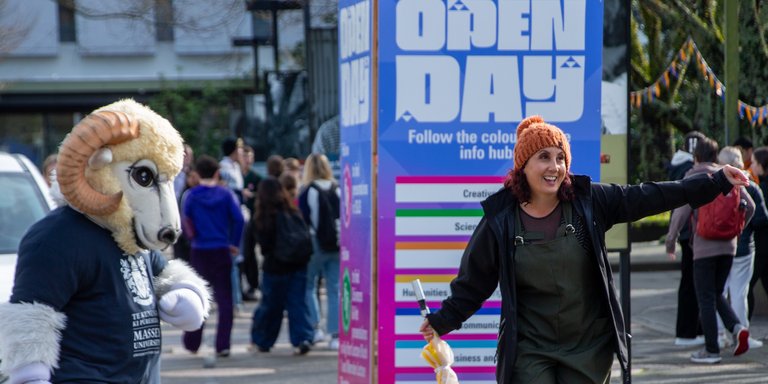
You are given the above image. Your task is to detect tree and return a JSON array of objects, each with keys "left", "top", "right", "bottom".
[
  {"left": 147, "top": 82, "right": 241, "bottom": 158},
  {"left": 630, "top": 0, "right": 768, "bottom": 181},
  {"left": 52, "top": 0, "right": 243, "bottom": 33},
  {"left": 0, "top": 0, "right": 31, "bottom": 55}
]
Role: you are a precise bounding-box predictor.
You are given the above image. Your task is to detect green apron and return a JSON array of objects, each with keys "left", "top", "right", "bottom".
[{"left": 511, "top": 202, "right": 614, "bottom": 384}]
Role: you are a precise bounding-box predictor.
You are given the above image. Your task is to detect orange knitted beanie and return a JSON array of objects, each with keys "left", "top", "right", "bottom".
[{"left": 513, "top": 115, "right": 571, "bottom": 170}]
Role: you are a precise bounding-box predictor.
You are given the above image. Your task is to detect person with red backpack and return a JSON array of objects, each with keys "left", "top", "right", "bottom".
[{"left": 666, "top": 137, "right": 755, "bottom": 364}]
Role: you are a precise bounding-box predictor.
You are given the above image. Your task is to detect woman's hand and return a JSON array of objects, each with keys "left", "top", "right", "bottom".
[
  {"left": 667, "top": 252, "right": 677, "bottom": 261},
  {"left": 419, "top": 319, "right": 435, "bottom": 342},
  {"left": 722, "top": 164, "right": 750, "bottom": 186}
]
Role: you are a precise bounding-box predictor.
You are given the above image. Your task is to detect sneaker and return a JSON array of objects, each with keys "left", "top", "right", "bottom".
[
  {"left": 313, "top": 329, "right": 327, "bottom": 344},
  {"left": 247, "top": 344, "right": 270, "bottom": 353},
  {"left": 749, "top": 337, "right": 764, "bottom": 349},
  {"left": 690, "top": 348, "right": 722, "bottom": 364},
  {"left": 675, "top": 336, "right": 705, "bottom": 346},
  {"left": 733, "top": 325, "right": 750, "bottom": 356},
  {"left": 216, "top": 349, "right": 230, "bottom": 358},
  {"left": 294, "top": 340, "right": 312, "bottom": 355},
  {"left": 328, "top": 337, "right": 339, "bottom": 350},
  {"left": 718, "top": 332, "right": 731, "bottom": 349},
  {"left": 242, "top": 290, "right": 259, "bottom": 302}
]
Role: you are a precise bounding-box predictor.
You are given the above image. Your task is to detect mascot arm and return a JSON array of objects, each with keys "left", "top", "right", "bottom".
[
  {"left": 8, "top": 362, "right": 51, "bottom": 384},
  {"left": 0, "top": 302, "right": 66, "bottom": 382},
  {"left": 153, "top": 259, "right": 211, "bottom": 330}
]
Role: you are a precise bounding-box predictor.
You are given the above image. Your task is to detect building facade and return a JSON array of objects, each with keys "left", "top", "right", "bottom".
[{"left": 0, "top": 0, "right": 266, "bottom": 165}]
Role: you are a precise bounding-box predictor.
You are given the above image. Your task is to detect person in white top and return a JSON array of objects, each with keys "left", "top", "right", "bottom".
[{"left": 219, "top": 138, "right": 245, "bottom": 202}]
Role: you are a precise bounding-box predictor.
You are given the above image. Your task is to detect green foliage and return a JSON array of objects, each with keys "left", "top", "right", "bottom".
[
  {"left": 631, "top": 211, "right": 670, "bottom": 228},
  {"left": 631, "top": 0, "right": 768, "bottom": 181},
  {"left": 147, "top": 82, "right": 240, "bottom": 158}
]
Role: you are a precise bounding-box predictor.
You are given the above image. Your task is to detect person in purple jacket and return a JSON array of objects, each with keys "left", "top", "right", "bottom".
[{"left": 182, "top": 155, "right": 245, "bottom": 357}]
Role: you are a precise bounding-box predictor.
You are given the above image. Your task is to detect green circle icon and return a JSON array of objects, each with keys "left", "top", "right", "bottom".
[{"left": 342, "top": 268, "right": 352, "bottom": 333}]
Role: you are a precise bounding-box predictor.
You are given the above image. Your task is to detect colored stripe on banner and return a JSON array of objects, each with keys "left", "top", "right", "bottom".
[
  {"left": 395, "top": 372, "right": 496, "bottom": 383},
  {"left": 394, "top": 277, "right": 501, "bottom": 303},
  {"left": 395, "top": 308, "right": 501, "bottom": 335},
  {"left": 395, "top": 241, "right": 466, "bottom": 269},
  {"left": 396, "top": 209, "right": 483, "bottom": 236},
  {"left": 396, "top": 241, "right": 467, "bottom": 249},
  {"left": 395, "top": 340, "right": 498, "bottom": 367},
  {"left": 396, "top": 176, "right": 505, "bottom": 184},
  {"left": 396, "top": 182, "right": 501, "bottom": 203}
]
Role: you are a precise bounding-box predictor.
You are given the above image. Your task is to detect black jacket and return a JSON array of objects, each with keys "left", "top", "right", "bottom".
[{"left": 426, "top": 171, "right": 734, "bottom": 383}]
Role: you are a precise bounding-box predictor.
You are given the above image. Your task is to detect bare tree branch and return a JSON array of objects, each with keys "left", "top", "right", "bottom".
[
  {"left": 668, "top": 0, "right": 724, "bottom": 42},
  {"left": 52, "top": 0, "right": 245, "bottom": 33},
  {"left": 0, "top": 0, "right": 32, "bottom": 55},
  {"left": 753, "top": 0, "right": 768, "bottom": 59}
]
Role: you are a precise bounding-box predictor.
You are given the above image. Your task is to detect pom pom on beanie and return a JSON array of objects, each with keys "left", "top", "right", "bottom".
[{"left": 513, "top": 116, "right": 571, "bottom": 170}]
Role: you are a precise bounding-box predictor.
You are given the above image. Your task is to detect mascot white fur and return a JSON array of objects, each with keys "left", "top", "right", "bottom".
[{"left": 0, "top": 99, "right": 211, "bottom": 383}]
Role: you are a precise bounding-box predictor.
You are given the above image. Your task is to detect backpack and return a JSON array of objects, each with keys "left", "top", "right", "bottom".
[
  {"left": 695, "top": 187, "right": 746, "bottom": 240},
  {"left": 272, "top": 211, "right": 313, "bottom": 265},
  {"left": 310, "top": 182, "right": 340, "bottom": 252}
]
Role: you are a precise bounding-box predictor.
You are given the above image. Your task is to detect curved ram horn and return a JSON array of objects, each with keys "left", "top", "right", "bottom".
[{"left": 57, "top": 111, "right": 140, "bottom": 216}]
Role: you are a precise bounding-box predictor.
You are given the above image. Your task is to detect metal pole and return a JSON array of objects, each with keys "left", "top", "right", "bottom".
[
  {"left": 724, "top": 0, "right": 740, "bottom": 145},
  {"left": 303, "top": 0, "right": 316, "bottom": 133},
  {"left": 272, "top": 9, "right": 279, "bottom": 72},
  {"left": 251, "top": 11, "right": 260, "bottom": 92},
  {"left": 620, "top": 250, "right": 631, "bottom": 381}
]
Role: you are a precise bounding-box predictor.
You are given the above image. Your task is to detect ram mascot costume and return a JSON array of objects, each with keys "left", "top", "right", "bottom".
[{"left": 0, "top": 99, "right": 211, "bottom": 383}]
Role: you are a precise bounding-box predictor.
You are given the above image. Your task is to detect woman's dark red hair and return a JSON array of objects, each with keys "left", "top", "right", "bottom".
[{"left": 503, "top": 167, "right": 574, "bottom": 204}]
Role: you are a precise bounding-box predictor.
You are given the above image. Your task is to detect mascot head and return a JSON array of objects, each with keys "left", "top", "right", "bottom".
[{"left": 55, "top": 99, "right": 184, "bottom": 254}]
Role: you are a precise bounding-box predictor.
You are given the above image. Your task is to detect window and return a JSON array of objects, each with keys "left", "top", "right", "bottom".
[
  {"left": 155, "top": 0, "right": 174, "bottom": 42},
  {"left": 58, "top": 0, "right": 76, "bottom": 42}
]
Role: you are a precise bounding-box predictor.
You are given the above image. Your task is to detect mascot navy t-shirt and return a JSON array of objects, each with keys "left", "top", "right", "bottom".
[{"left": 12, "top": 206, "right": 168, "bottom": 383}]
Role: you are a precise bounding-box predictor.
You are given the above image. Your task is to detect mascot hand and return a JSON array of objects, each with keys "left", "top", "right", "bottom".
[
  {"left": 159, "top": 288, "right": 205, "bottom": 331},
  {"left": 8, "top": 362, "right": 51, "bottom": 384}
]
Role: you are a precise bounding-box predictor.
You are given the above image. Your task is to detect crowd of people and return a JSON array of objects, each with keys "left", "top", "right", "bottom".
[
  {"left": 25, "top": 121, "right": 768, "bottom": 380},
  {"left": 665, "top": 132, "right": 768, "bottom": 363},
  {"left": 172, "top": 137, "right": 341, "bottom": 357}
]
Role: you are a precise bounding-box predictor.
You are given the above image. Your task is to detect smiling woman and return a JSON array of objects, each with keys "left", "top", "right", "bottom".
[{"left": 419, "top": 115, "right": 752, "bottom": 383}]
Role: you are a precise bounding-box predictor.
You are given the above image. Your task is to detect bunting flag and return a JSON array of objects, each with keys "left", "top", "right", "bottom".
[{"left": 631, "top": 36, "right": 768, "bottom": 128}]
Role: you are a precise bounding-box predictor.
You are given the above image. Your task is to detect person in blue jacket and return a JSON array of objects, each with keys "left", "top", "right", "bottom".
[
  {"left": 182, "top": 155, "right": 245, "bottom": 357},
  {"left": 419, "top": 116, "right": 749, "bottom": 383}
]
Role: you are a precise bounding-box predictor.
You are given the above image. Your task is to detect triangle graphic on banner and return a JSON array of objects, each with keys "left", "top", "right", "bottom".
[
  {"left": 561, "top": 56, "right": 580, "bottom": 68},
  {"left": 449, "top": 0, "right": 467, "bottom": 11}
]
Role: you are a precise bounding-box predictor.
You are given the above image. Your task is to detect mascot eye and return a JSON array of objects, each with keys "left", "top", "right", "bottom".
[{"left": 131, "top": 167, "right": 155, "bottom": 187}]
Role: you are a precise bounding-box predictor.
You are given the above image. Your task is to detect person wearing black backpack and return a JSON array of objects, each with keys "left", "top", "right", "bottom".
[
  {"left": 298, "top": 153, "right": 341, "bottom": 350},
  {"left": 243, "top": 178, "right": 314, "bottom": 355}
]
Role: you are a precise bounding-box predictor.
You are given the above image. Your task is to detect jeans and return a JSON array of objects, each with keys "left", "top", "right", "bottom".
[
  {"left": 232, "top": 255, "right": 243, "bottom": 307},
  {"left": 306, "top": 236, "right": 340, "bottom": 336},
  {"left": 719, "top": 252, "right": 754, "bottom": 332},
  {"left": 694, "top": 255, "right": 741, "bottom": 354},
  {"left": 676, "top": 240, "right": 702, "bottom": 338},
  {"left": 250, "top": 268, "right": 314, "bottom": 348},
  {"left": 184, "top": 247, "right": 233, "bottom": 353}
]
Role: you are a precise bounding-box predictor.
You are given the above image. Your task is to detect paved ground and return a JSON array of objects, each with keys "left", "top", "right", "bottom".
[{"left": 159, "top": 242, "right": 768, "bottom": 383}]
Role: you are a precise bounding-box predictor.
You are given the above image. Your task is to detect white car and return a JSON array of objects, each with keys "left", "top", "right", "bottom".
[{"left": 0, "top": 152, "right": 56, "bottom": 303}]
